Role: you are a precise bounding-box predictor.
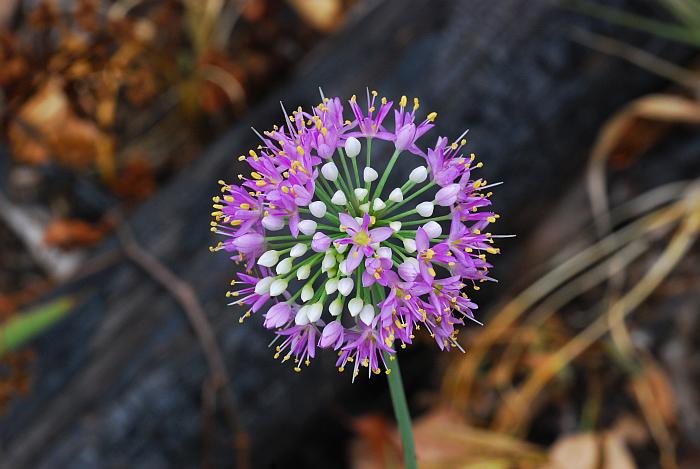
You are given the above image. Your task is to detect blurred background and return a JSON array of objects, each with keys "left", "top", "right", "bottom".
[{"left": 0, "top": 0, "right": 699, "bottom": 468}]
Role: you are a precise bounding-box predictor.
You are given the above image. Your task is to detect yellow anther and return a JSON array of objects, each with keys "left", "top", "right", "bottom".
[
  {"left": 238, "top": 155, "right": 246, "bottom": 161},
  {"left": 251, "top": 172, "right": 262, "bottom": 180},
  {"left": 371, "top": 90, "right": 378, "bottom": 97},
  {"left": 296, "top": 145, "right": 305, "bottom": 155},
  {"left": 350, "top": 94, "right": 357, "bottom": 103},
  {"left": 399, "top": 95, "right": 407, "bottom": 107},
  {"left": 413, "top": 97, "right": 420, "bottom": 110},
  {"left": 255, "top": 180, "right": 266, "bottom": 186}
]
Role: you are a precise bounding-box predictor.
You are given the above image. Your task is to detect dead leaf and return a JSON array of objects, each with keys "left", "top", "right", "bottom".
[
  {"left": 545, "top": 433, "right": 600, "bottom": 469},
  {"left": 634, "top": 363, "right": 676, "bottom": 425},
  {"left": 602, "top": 432, "right": 636, "bottom": 469},
  {"left": 287, "top": 0, "right": 343, "bottom": 32},
  {"left": 8, "top": 78, "right": 105, "bottom": 167},
  {"left": 43, "top": 218, "right": 111, "bottom": 249}
]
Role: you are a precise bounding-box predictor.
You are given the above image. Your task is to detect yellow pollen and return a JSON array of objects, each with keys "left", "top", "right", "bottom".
[
  {"left": 399, "top": 95, "right": 407, "bottom": 107},
  {"left": 353, "top": 231, "right": 371, "bottom": 246},
  {"left": 427, "top": 112, "right": 437, "bottom": 122}
]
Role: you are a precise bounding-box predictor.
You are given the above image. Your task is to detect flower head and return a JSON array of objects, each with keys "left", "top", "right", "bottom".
[{"left": 211, "top": 90, "right": 501, "bottom": 379}]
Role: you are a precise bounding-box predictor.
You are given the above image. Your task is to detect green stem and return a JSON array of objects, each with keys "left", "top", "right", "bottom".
[
  {"left": 384, "top": 352, "right": 417, "bottom": 469},
  {"left": 373, "top": 149, "right": 401, "bottom": 200},
  {"left": 377, "top": 285, "right": 416, "bottom": 469},
  {"left": 364, "top": 138, "right": 373, "bottom": 193},
  {"left": 351, "top": 154, "right": 361, "bottom": 188},
  {"left": 399, "top": 214, "right": 452, "bottom": 226},
  {"left": 380, "top": 181, "right": 436, "bottom": 217}
]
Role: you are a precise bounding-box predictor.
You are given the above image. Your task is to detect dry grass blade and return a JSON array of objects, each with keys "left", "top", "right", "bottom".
[
  {"left": 572, "top": 27, "right": 700, "bottom": 92},
  {"left": 441, "top": 199, "right": 686, "bottom": 409},
  {"left": 492, "top": 183, "right": 700, "bottom": 435},
  {"left": 587, "top": 93, "right": 700, "bottom": 234}
]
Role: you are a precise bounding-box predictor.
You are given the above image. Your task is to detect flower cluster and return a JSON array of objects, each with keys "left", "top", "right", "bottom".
[{"left": 211, "top": 90, "right": 500, "bottom": 379}]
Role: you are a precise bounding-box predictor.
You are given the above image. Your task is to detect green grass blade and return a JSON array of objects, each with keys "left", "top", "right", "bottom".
[
  {"left": 565, "top": 0, "right": 700, "bottom": 47},
  {"left": 0, "top": 297, "right": 76, "bottom": 357}
]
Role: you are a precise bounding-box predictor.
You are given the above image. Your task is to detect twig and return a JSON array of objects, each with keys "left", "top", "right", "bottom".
[{"left": 116, "top": 222, "right": 250, "bottom": 469}]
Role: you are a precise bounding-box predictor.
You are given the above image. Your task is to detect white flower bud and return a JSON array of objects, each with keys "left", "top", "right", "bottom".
[
  {"left": 377, "top": 246, "right": 392, "bottom": 259},
  {"left": 389, "top": 188, "right": 403, "bottom": 202},
  {"left": 348, "top": 297, "right": 364, "bottom": 317},
  {"left": 409, "top": 166, "right": 428, "bottom": 183},
  {"left": 307, "top": 303, "right": 323, "bottom": 322},
  {"left": 344, "top": 137, "right": 361, "bottom": 158},
  {"left": 329, "top": 297, "right": 343, "bottom": 316},
  {"left": 423, "top": 221, "right": 442, "bottom": 238},
  {"left": 325, "top": 278, "right": 339, "bottom": 295},
  {"left": 257, "top": 250, "right": 279, "bottom": 267},
  {"left": 416, "top": 201, "right": 434, "bottom": 217},
  {"left": 262, "top": 216, "right": 284, "bottom": 231},
  {"left": 338, "top": 277, "right": 354, "bottom": 296},
  {"left": 359, "top": 202, "right": 370, "bottom": 214},
  {"left": 275, "top": 257, "right": 293, "bottom": 275},
  {"left": 354, "top": 188, "right": 368, "bottom": 201},
  {"left": 372, "top": 198, "right": 386, "bottom": 211},
  {"left": 403, "top": 238, "right": 417, "bottom": 253},
  {"left": 309, "top": 201, "right": 327, "bottom": 218},
  {"left": 389, "top": 221, "right": 402, "bottom": 232},
  {"left": 363, "top": 167, "right": 378, "bottom": 183},
  {"left": 297, "top": 264, "right": 311, "bottom": 280},
  {"left": 359, "top": 304, "right": 375, "bottom": 326},
  {"left": 321, "top": 162, "right": 339, "bottom": 181},
  {"left": 298, "top": 220, "right": 318, "bottom": 235},
  {"left": 331, "top": 190, "right": 347, "bottom": 205},
  {"left": 254, "top": 276, "right": 275, "bottom": 295},
  {"left": 335, "top": 242, "right": 348, "bottom": 254},
  {"left": 322, "top": 253, "right": 337, "bottom": 271},
  {"left": 295, "top": 306, "right": 310, "bottom": 325},
  {"left": 338, "top": 259, "right": 349, "bottom": 275},
  {"left": 269, "top": 279, "right": 288, "bottom": 296},
  {"left": 290, "top": 243, "right": 308, "bottom": 258},
  {"left": 301, "top": 284, "right": 314, "bottom": 302}
]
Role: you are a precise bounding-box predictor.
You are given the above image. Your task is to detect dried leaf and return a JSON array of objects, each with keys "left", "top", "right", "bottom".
[
  {"left": 43, "top": 218, "right": 110, "bottom": 249},
  {"left": 602, "top": 433, "right": 636, "bottom": 469},
  {"left": 287, "top": 0, "right": 343, "bottom": 32},
  {"left": 545, "top": 433, "right": 600, "bottom": 469},
  {"left": 8, "top": 78, "right": 105, "bottom": 167}
]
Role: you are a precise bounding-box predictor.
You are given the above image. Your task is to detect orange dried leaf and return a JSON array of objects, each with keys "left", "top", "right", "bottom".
[
  {"left": 8, "top": 78, "right": 105, "bottom": 168},
  {"left": 43, "top": 218, "right": 109, "bottom": 249}
]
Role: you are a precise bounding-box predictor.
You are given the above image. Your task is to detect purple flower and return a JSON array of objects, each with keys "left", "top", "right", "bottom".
[
  {"left": 335, "top": 213, "right": 393, "bottom": 273},
  {"left": 264, "top": 302, "right": 293, "bottom": 329},
  {"left": 415, "top": 228, "right": 452, "bottom": 283},
  {"left": 391, "top": 95, "right": 435, "bottom": 155},
  {"left": 362, "top": 256, "right": 400, "bottom": 287},
  {"left": 424, "top": 136, "right": 468, "bottom": 187},
  {"left": 434, "top": 184, "right": 461, "bottom": 207},
  {"left": 311, "top": 232, "right": 331, "bottom": 252},
  {"left": 320, "top": 320, "right": 344, "bottom": 349},
  {"left": 211, "top": 90, "right": 501, "bottom": 376}
]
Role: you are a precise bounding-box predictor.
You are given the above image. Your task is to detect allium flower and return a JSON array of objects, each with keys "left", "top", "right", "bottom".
[{"left": 211, "top": 90, "right": 500, "bottom": 380}]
